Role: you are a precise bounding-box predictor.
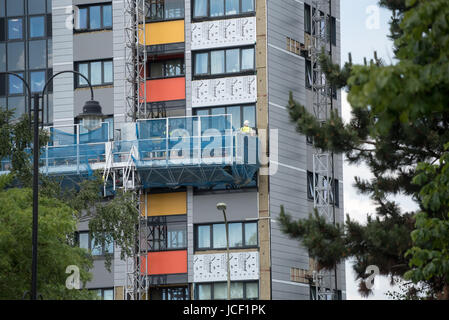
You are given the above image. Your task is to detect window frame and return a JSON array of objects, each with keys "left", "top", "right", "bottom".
[
  {"left": 306, "top": 171, "right": 339, "bottom": 207},
  {"left": 74, "top": 3, "right": 113, "bottom": 32},
  {"left": 193, "top": 104, "right": 257, "bottom": 130},
  {"left": 28, "top": 14, "right": 46, "bottom": 39},
  {"left": 77, "top": 231, "right": 114, "bottom": 257},
  {"left": 192, "top": 46, "right": 256, "bottom": 79},
  {"left": 195, "top": 281, "right": 259, "bottom": 300},
  {"left": 148, "top": 58, "right": 185, "bottom": 80},
  {"left": 145, "top": 215, "right": 188, "bottom": 252},
  {"left": 7, "top": 17, "right": 23, "bottom": 40},
  {"left": 149, "top": 285, "right": 189, "bottom": 300},
  {"left": 90, "top": 288, "right": 115, "bottom": 300},
  {"left": 192, "top": 0, "right": 255, "bottom": 22},
  {"left": 146, "top": 0, "right": 185, "bottom": 22},
  {"left": 75, "top": 59, "right": 114, "bottom": 88},
  {"left": 194, "top": 220, "right": 258, "bottom": 251}
]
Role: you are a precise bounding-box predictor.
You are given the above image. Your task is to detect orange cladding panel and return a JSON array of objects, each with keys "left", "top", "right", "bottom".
[
  {"left": 140, "top": 250, "right": 187, "bottom": 275},
  {"left": 144, "top": 77, "right": 186, "bottom": 102}
]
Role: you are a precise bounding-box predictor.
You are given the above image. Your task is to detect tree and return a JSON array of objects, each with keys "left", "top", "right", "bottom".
[
  {"left": 279, "top": 0, "right": 449, "bottom": 298},
  {"left": 0, "top": 174, "right": 95, "bottom": 300},
  {"left": 0, "top": 109, "right": 138, "bottom": 298}
]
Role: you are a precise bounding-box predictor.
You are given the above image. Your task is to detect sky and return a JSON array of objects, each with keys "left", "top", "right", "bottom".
[{"left": 340, "top": 0, "right": 417, "bottom": 300}]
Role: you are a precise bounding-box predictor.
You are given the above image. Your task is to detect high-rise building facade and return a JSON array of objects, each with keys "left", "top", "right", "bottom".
[{"left": 0, "top": 0, "right": 344, "bottom": 300}]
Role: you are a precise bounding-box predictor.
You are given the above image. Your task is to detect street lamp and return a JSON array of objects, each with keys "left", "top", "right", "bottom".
[
  {"left": 216, "top": 202, "right": 230, "bottom": 301},
  {"left": 6, "top": 70, "right": 103, "bottom": 300}
]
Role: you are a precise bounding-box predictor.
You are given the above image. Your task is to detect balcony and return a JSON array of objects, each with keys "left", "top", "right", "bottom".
[{"left": 0, "top": 116, "right": 260, "bottom": 189}]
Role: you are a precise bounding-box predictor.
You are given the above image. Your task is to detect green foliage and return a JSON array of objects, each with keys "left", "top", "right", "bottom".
[
  {"left": 0, "top": 186, "right": 96, "bottom": 300},
  {"left": 280, "top": 0, "right": 449, "bottom": 298}
]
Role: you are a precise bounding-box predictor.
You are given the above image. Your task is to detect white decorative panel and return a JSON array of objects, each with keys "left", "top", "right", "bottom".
[
  {"left": 192, "top": 75, "right": 257, "bottom": 108},
  {"left": 193, "top": 252, "right": 259, "bottom": 283},
  {"left": 191, "top": 17, "right": 256, "bottom": 50}
]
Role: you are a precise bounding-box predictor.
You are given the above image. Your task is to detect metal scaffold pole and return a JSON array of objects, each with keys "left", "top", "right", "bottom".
[
  {"left": 123, "top": 0, "right": 148, "bottom": 300},
  {"left": 310, "top": 0, "right": 338, "bottom": 300}
]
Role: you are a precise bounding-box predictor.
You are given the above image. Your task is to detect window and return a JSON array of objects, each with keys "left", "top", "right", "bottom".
[
  {"left": 0, "top": 18, "right": 5, "bottom": 41},
  {"left": 147, "top": 0, "right": 184, "bottom": 21},
  {"left": 150, "top": 286, "right": 189, "bottom": 300},
  {"left": 286, "top": 37, "right": 302, "bottom": 56},
  {"left": 194, "top": 104, "right": 255, "bottom": 131},
  {"left": 193, "top": 46, "right": 255, "bottom": 77},
  {"left": 195, "top": 221, "right": 258, "bottom": 250},
  {"left": 305, "top": 58, "right": 312, "bottom": 89},
  {"left": 6, "top": 0, "right": 23, "bottom": 17},
  {"left": 29, "top": 40, "right": 46, "bottom": 69},
  {"left": 307, "top": 171, "right": 339, "bottom": 207},
  {"left": 8, "top": 18, "right": 22, "bottom": 40},
  {"left": 75, "top": 3, "right": 112, "bottom": 31},
  {"left": 30, "top": 71, "right": 45, "bottom": 92},
  {"left": 8, "top": 72, "right": 23, "bottom": 95},
  {"left": 28, "top": 0, "right": 46, "bottom": 15},
  {"left": 148, "top": 58, "right": 184, "bottom": 79},
  {"left": 310, "top": 286, "right": 342, "bottom": 300},
  {"left": 330, "top": 16, "right": 337, "bottom": 46},
  {"left": 29, "top": 16, "right": 45, "bottom": 38},
  {"left": 7, "top": 41, "right": 24, "bottom": 70},
  {"left": 91, "top": 288, "right": 114, "bottom": 300},
  {"left": 143, "top": 215, "right": 187, "bottom": 251},
  {"left": 75, "top": 59, "right": 113, "bottom": 87},
  {"left": 196, "top": 281, "right": 258, "bottom": 300},
  {"left": 193, "top": 0, "right": 255, "bottom": 19},
  {"left": 77, "top": 231, "right": 114, "bottom": 256},
  {"left": 304, "top": 4, "right": 311, "bottom": 34},
  {"left": 0, "top": 43, "right": 5, "bottom": 72}
]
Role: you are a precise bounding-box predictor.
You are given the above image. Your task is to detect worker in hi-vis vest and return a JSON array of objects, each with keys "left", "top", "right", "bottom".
[{"left": 240, "top": 120, "right": 253, "bottom": 135}]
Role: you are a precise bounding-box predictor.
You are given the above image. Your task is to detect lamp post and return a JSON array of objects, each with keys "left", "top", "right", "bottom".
[
  {"left": 216, "top": 202, "right": 230, "bottom": 301},
  {"left": 6, "top": 71, "right": 103, "bottom": 300}
]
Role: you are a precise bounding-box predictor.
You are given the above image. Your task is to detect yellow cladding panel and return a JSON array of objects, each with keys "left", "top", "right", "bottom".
[
  {"left": 140, "top": 20, "right": 185, "bottom": 46},
  {"left": 141, "top": 192, "right": 187, "bottom": 217}
]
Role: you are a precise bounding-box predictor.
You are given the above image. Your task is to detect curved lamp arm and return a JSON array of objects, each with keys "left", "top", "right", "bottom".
[
  {"left": 42, "top": 70, "right": 94, "bottom": 100},
  {"left": 3, "top": 72, "right": 33, "bottom": 122}
]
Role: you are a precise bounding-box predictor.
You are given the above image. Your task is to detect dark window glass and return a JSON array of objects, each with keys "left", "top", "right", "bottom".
[
  {"left": 305, "top": 59, "right": 312, "bottom": 88},
  {"left": 30, "top": 71, "right": 45, "bottom": 92},
  {"left": 165, "top": 59, "right": 183, "bottom": 77},
  {"left": 210, "top": 0, "right": 224, "bottom": 17},
  {"left": 197, "top": 225, "right": 210, "bottom": 248},
  {"left": 6, "top": 0, "right": 23, "bottom": 16},
  {"left": 194, "top": 52, "right": 208, "bottom": 75},
  {"left": 150, "top": 61, "right": 164, "bottom": 78},
  {"left": 103, "top": 4, "right": 112, "bottom": 28},
  {"left": 148, "top": 0, "right": 163, "bottom": 20},
  {"left": 8, "top": 18, "right": 22, "bottom": 40},
  {"left": 241, "top": 0, "right": 254, "bottom": 12},
  {"left": 244, "top": 222, "right": 257, "bottom": 246},
  {"left": 8, "top": 73, "right": 23, "bottom": 94},
  {"left": 78, "top": 62, "right": 89, "bottom": 86},
  {"left": 210, "top": 50, "right": 224, "bottom": 74},
  {"left": 165, "top": 0, "right": 184, "bottom": 19},
  {"left": 90, "top": 61, "right": 102, "bottom": 85},
  {"left": 89, "top": 6, "right": 101, "bottom": 29},
  {"left": 47, "top": 0, "right": 51, "bottom": 13},
  {"left": 0, "top": 18, "right": 5, "bottom": 41},
  {"left": 330, "top": 16, "right": 336, "bottom": 46},
  {"left": 225, "top": 49, "right": 240, "bottom": 73},
  {"left": 47, "top": 39, "right": 52, "bottom": 66},
  {"left": 225, "top": 0, "right": 239, "bottom": 15},
  {"left": 30, "top": 16, "right": 45, "bottom": 38},
  {"left": 103, "top": 60, "right": 113, "bottom": 83},
  {"left": 246, "top": 282, "right": 258, "bottom": 299},
  {"left": 78, "top": 7, "right": 88, "bottom": 29},
  {"left": 212, "top": 223, "right": 226, "bottom": 248},
  {"left": 0, "top": 73, "right": 6, "bottom": 96},
  {"left": 8, "top": 95, "right": 25, "bottom": 119},
  {"left": 229, "top": 223, "right": 243, "bottom": 247},
  {"left": 7, "top": 41, "right": 24, "bottom": 70},
  {"left": 79, "top": 232, "right": 89, "bottom": 250},
  {"left": 193, "top": 0, "right": 207, "bottom": 18},
  {"left": 241, "top": 48, "right": 254, "bottom": 70},
  {"left": 230, "top": 282, "right": 244, "bottom": 299},
  {"left": 242, "top": 105, "right": 255, "bottom": 128},
  {"left": 28, "top": 0, "right": 46, "bottom": 14},
  {"left": 228, "top": 106, "right": 240, "bottom": 130},
  {"left": 0, "top": 43, "right": 5, "bottom": 72},
  {"left": 46, "top": 14, "right": 51, "bottom": 37},
  {"left": 304, "top": 4, "right": 311, "bottom": 34},
  {"left": 197, "top": 284, "right": 211, "bottom": 300},
  {"left": 0, "top": 0, "right": 4, "bottom": 17}
]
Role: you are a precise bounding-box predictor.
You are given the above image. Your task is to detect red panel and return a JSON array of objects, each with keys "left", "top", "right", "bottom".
[
  {"left": 141, "top": 77, "right": 186, "bottom": 103},
  {"left": 140, "top": 250, "right": 187, "bottom": 275}
]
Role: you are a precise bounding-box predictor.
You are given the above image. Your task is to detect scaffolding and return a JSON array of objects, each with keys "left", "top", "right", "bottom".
[{"left": 310, "top": 0, "right": 338, "bottom": 300}]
